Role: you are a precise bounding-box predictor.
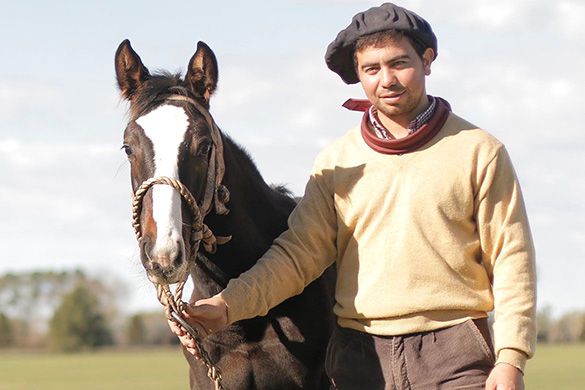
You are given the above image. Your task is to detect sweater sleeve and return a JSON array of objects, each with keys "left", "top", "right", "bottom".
[
  {"left": 475, "top": 146, "right": 536, "bottom": 372},
  {"left": 219, "top": 153, "right": 338, "bottom": 324}
]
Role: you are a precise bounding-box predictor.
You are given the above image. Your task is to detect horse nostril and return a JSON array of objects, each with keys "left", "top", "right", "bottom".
[
  {"left": 141, "top": 238, "right": 153, "bottom": 254},
  {"left": 150, "top": 262, "right": 162, "bottom": 273},
  {"left": 173, "top": 247, "right": 183, "bottom": 268}
]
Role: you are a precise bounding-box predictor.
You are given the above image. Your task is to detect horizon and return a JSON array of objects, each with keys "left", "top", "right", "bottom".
[{"left": 1, "top": 0, "right": 583, "bottom": 316}]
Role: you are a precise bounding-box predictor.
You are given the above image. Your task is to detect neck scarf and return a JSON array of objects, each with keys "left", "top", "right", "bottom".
[{"left": 342, "top": 96, "right": 451, "bottom": 155}]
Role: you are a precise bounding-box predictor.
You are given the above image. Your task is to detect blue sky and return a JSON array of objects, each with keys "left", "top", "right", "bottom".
[{"left": 1, "top": 0, "right": 584, "bottom": 315}]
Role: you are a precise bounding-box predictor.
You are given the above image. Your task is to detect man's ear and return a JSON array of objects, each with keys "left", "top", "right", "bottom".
[{"left": 422, "top": 48, "right": 434, "bottom": 76}]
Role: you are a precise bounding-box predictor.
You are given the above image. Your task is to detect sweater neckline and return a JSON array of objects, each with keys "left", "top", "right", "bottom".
[{"left": 343, "top": 97, "right": 451, "bottom": 155}]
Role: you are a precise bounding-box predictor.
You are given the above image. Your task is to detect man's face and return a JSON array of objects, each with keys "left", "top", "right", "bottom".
[{"left": 356, "top": 36, "right": 434, "bottom": 127}]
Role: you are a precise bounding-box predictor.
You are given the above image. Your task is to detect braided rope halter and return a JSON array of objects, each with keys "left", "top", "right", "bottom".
[{"left": 131, "top": 95, "right": 231, "bottom": 390}]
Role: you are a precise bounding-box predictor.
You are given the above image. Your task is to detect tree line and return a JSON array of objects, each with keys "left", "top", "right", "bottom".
[
  {"left": 0, "top": 270, "right": 177, "bottom": 351},
  {"left": 0, "top": 269, "right": 583, "bottom": 351},
  {"left": 536, "top": 305, "right": 585, "bottom": 343}
]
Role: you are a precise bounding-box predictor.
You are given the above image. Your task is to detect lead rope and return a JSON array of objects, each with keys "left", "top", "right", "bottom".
[{"left": 132, "top": 176, "right": 228, "bottom": 390}]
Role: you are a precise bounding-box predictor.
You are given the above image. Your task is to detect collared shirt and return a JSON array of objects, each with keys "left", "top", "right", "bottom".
[{"left": 368, "top": 95, "right": 437, "bottom": 140}]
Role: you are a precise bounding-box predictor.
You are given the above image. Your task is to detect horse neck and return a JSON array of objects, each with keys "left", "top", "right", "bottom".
[{"left": 194, "top": 133, "right": 296, "bottom": 294}]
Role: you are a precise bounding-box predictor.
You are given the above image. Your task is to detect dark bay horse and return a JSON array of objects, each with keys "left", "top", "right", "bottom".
[{"left": 115, "top": 39, "right": 335, "bottom": 389}]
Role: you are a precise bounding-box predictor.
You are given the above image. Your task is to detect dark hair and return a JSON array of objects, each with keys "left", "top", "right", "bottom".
[{"left": 353, "top": 29, "right": 427, "bottom": 68}]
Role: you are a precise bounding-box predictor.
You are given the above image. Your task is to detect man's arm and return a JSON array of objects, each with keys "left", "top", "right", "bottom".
[
  {"left": 220, "top": 160, "right": 338, "bottom": 324},
  {"left": 475, "top": 145, "right": 536, "bottom": 386},
  {"left": 174, "top": 152, "right": 338, "bottom": 340}
]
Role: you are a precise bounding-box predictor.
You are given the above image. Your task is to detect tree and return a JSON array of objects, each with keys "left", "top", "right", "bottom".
[
  {"left": 0, "top": 269, "right": 117, "bottom": 325},
  {"left": 0, "top": 312, "right": 13, "bottom": 347},
  {"left": 549, "top": 311, "right": 585, "bottom": 343},
  {"left": 536, "top": 306, "right": 552, "bottom": 343},
  {"left": 49, "top": 285, "right": 113, "bottom": 351},
  {"left": 123, "top": 311, "right": 180, "bottom": 346},
  {"left": 126, "top": 314, "right": 147, "bottom": 345},
  {"left": 0, "top": 269, "right": 122, "bottom": 348}
]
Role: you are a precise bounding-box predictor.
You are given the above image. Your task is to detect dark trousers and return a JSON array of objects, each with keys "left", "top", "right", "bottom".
[{"left": 325, "top": 319, "right": 495, "bottom": 389}]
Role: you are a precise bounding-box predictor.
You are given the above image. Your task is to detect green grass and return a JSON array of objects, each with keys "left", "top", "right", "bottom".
[
  {"left": 524, "top": 344, "right": 585, "bottom": 390},
  {"left": 0, "top": 347, "right": 189, "bottom": 390},
  {"left": 0, "top": 344, "right": 583, "bottom": 389}
]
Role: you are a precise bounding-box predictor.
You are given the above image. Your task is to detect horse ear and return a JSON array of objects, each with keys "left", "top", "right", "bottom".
[
  {"left": 115, "top": 39, "right": 150, "bottom": 100},
  {"left": 185, "top": 41, "right": 218, "bottom": 105}
]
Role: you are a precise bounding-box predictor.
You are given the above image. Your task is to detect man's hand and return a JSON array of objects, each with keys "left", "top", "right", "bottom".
[
  {"left": 168, "top": 295, "right": 229, "bottom": 357},
  {"left": 485, "top": 363, "right": 524, "bottom": 390}
]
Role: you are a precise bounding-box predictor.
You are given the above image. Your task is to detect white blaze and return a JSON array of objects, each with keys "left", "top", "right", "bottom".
[{"left": 136, "top": 105, "right": 188, "bottom": 259}]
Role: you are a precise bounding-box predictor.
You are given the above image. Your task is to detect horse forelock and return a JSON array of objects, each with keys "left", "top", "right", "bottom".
[{"left": 129, "top": 71, "right": 191, "bottom": 120}]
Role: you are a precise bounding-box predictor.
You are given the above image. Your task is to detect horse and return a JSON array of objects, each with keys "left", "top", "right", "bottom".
[{"left": 115, "top": 39, "right": 335, "bottom": 389}]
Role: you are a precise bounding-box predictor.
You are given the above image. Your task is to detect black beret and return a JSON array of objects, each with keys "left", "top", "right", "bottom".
[{"left": 325, "top": 2, "right": 438, "bottom": 84}]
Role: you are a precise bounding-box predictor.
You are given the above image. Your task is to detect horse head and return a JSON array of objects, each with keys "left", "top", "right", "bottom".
[{"left": 115, "top": 39, "right": 227, "bottom": 285}]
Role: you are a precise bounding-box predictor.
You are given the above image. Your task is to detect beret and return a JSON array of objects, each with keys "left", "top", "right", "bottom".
[{"left": 325, "top": 2, "right": 438, "bottom": 84}]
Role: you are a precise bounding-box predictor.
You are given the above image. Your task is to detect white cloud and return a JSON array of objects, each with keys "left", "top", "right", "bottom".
[
  {"left": 0, "top": 138, "right": 120, "bottom": 168},
  {"left": 467, "top": 0, "right": 518, "bottom": 28},
  {"left": 557, "top": 1, "right": 585, "bottom": 39},
  {"left": 0, "top": 81, "right": 63, "bottom": 118}
]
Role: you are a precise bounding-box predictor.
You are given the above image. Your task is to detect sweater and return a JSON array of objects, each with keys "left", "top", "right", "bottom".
[{"left": 220, "top": 111, "right": 537, "bottom": 371}]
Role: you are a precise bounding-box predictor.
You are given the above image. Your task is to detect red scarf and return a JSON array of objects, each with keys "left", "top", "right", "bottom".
[{"left": 343, "top": 97, "right": 451, "bottom": 155}]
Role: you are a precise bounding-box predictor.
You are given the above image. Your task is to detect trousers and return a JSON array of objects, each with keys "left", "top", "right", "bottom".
[{"left": 325, "top": 318, "right": 495, "bottom": 389}]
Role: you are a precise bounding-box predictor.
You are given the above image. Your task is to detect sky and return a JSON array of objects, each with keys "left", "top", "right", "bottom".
[{"left": 1, "top": 0, "right": 583, "bottom": 315}]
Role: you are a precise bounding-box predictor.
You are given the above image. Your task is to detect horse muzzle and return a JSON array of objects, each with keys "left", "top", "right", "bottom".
[{"left": 140, "top": 238, "right": 188, "bottom": 284}]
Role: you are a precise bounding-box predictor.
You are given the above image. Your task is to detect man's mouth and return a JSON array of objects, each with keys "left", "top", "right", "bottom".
[{"left": 380, "top": 90, "right": 405, "bottom": 100}]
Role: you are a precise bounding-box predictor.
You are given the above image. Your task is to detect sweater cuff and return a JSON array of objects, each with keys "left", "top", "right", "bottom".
[
  {"left": 218, "top": 279, "right": 253, "bottom": 325},
  {"left": 496, "top": 348, "right": 528, "bottom": 373}
]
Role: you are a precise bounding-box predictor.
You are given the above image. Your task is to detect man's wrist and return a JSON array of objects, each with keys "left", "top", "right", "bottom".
[{"left": 496, "top": 348, "right": 528, "bottom": 374}]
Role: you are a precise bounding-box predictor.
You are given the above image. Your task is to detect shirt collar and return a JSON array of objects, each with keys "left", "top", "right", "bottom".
[{"left": 368, "top": 95, "right": 437, "bottom": 140}]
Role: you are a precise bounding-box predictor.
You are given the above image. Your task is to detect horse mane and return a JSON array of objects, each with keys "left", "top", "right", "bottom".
[{"left": 221, "top": 133, "right": 296, "bottom": 204}]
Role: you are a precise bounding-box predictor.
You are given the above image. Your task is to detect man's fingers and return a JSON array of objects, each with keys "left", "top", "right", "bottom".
[
  {"left": 180, "top": 315, "right": 212, "bottom": 337},
  {"left": 181, "top": 295, "right": 229, "bottom": 334},
  {"left": 167, "top": 319, "right": 185, "bottom": 336},
  {"left": 186, "top": 347, "right": 201, "bottom": 359},
  {"left": 180, "top": 336, "right": 196, "bottom": 349},
  {"left": 183, "top": 302, "right": 210, "bottom": 318}
]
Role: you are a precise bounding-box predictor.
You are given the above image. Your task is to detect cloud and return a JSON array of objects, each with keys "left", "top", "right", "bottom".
[
  {"left": 0, "top": 138, "right": 120, "bottom": 168},
  {"left": 557, "top": 1, "right": 585, "bottom": 39},
  {"left": 0, "top": 80, "right": 64, "bottom": 118},
  {"left": 465, "top": 0, "right": 519, "bottom": 28},
  {"left": 0, "top": 138, "right": 133, "bottom": 259}
]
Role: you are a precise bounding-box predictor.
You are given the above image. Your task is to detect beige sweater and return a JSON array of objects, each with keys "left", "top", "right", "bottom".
[{"left": 220, "top": 112, "right": 536, "bottom": 370}]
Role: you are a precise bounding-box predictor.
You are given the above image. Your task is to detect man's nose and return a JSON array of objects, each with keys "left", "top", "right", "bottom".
[{"left": 380, "top": 67, "right": 397, "bottom": 88}]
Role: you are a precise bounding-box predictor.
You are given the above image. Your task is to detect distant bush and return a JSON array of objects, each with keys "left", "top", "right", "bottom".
[
  {"left": 49, "top": 285, "right": 113, "bottom": 351},
  {"left": 0, "top": 312, "right": 14, "bottom": 347},
  {"left": 124, "top": 311, "right": 179, "bottom": 346},
  {"left": 126, "top": 314, "right": 147, "bottom": 345}
]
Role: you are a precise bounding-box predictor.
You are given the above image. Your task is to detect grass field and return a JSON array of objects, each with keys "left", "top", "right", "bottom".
[
  {"left": 0, "top": 347, "right": 188, "bottom": 390},
  {"left": 524, "top": 344, "right": 585, "bottom": 390},
  {"left": 0, "top": 344, "right": 584, "bottom": 389}
]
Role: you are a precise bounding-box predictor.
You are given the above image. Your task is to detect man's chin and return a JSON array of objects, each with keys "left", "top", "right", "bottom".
[{"left": 376, "top": 104, "right": 404, "bottom": 119}]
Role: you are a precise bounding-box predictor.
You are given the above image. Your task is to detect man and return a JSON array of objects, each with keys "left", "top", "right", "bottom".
[{"left": 171, "top": 3, "right": 536, "bottom": 389}]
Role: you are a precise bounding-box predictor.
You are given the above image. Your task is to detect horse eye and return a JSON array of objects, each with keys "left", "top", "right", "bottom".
[
  {"left": 121, "top": 144, "right": 133, "bottom": 156},
  {"left": 196, "top": 140, "right": 212, "bottom": 156}
]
